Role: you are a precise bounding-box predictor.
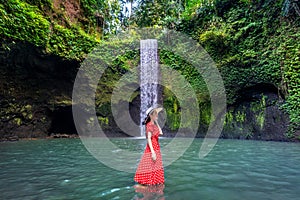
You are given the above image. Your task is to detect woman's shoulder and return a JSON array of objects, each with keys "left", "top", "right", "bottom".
[
  {"left": 147, "top": 121, "right": 159, "bottom": 130},
  {"left": 146, "top": 122, "right": 159, "bottom": 134},
  {"left": 146, "top": 121, "right": 154, "bottom": 128}
]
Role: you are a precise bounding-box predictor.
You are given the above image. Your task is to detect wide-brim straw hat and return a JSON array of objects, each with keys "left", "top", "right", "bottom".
[
  {"left": 143, "top": 105, "right": 163, "bottom": 124},
  {"left": 146, "top": 105, "right": 163, "bottom": 116}
]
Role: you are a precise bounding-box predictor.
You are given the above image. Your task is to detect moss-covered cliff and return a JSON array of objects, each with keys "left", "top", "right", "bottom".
[
  {"left": 0, "top": 0, "right": 97, "bottom": 140},
  {"left": 0, "top": 0, "right": 299, "bottom": 141},
  {"left": 186, "top": 0, "right": 300, "bottom": 140}
]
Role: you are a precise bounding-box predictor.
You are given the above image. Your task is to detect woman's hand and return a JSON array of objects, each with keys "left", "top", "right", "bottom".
[{"left": 151, "top": 152, "right": 157, "bottom": 161}]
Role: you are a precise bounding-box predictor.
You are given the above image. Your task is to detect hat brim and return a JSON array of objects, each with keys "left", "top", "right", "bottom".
[
  {"left": 147, "top": 106, "right": 163, "bottom": 115},
  {"left": 143, "top": 106, "right": 163, "bottom": 124},
  {"left": 153, "top": 107, "right": 163, "bottom": 114}
]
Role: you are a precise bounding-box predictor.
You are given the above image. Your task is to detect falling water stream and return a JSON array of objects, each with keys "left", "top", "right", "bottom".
[{"left": 140, "top": 39, "right": 159, "bottom": 136}]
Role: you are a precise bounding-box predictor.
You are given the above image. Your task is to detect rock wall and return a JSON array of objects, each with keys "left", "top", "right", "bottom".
[
  {"left": 0, "top": 39, "right": 293, "bottom": 141},
  {"left": 0, "top": 39, "right": 78, "bottom": 140},
  {"left": 0, "top": 39, "right": 131, "bottom": 141},
  {"left": 222, "top": 83, "right": 290, "bottom": 141}
]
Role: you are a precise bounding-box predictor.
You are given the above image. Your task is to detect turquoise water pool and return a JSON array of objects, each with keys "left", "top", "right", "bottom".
[{"left": 0, "top": 138, "right": 299, "bottom": 199}]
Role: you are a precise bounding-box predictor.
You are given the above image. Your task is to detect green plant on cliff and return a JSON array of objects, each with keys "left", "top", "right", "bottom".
[
  {"left": 0, "top": 1, "right": 50, "bottom": 46},
  {"left": 1, "top": 0, "right": 300, "bottom": 138},
  {"left": 47, "top": 23, "right": 97, "bottom": 59},
  {"left": 0, "top": 0, "right": 123, "bottom": 60},
  {"left": 250, "top": 95, "right": 267, "bottom": 130},
  {"left": 235, "top": 110, "right": 246, "bottom": 123},
  {"left": 199, "top": 29, "right": 230, "bottom": 61},
  {"left": 182, "top": 0, "right": 299, "bottom": 137},
  {"left": 126, "top": 0, "right": 300, "bottom": 137},
  {"left": 164, "top": 90, "right": 181, "bottom": 131},
  {"left": 279, "top": 27, "right": 300, "bottom": 135}
]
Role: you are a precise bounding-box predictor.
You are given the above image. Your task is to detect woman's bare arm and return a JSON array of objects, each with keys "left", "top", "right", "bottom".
[{"left": 147, "top": 132, "right": 156, "bottom": 161}]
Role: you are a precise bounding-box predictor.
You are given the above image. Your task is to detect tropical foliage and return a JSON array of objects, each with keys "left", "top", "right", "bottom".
[{"left": 0, "top": 0, "right": 299, "bottom": 138}]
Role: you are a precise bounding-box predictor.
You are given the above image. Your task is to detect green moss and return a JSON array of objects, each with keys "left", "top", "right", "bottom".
[
  {"left": 13, "top": 118, "right": 22, "bottom": 126},
  {"left": 159, "top": 49, "right": 209, "bottom": 101},
  {"left": 279, "top": 27, "right": 300, "bottom": 135},
  {"left": 0, "top": 0, "right": 50, "bottom": 46},
  {"left": 47, "top": 23, "right": 98, "bottom": 59},
  {"left": 178, "top": 0, "right": 299, "bottom": 135},
  {"left": 98, "top": 116, "right": 109, "bottom": 127},
  {"left": 256, "top": 111, "right": 265, "bottom": 130},
  {"left": 235, "top": 110, "right": 246, "bottom": 123},
  {"left": 164, "top": 92, "right": 181, "bottom": 131},
  {"left": 225, "top": 110, "right": 234, "bottom": 125},
  {"left": 250, "top": 95, "right": 266, "bottom": 130},
  {"left": 0, "top": 0, "right": 100, "bottom": 60},
  {"left": 24, "top": 105, "right": 32, "bottom": 110},
  {"left": 198, "top": 102, "right": 212, "bottom": 126},
  {"left": 199, "top": 29, "right": 230, "bottom": 60},
  {"left": 285, "top": 131, "right": 295, "bottom": 139},
  {"left": 1, "top": 0, "right": 299, "bottom": 136}
]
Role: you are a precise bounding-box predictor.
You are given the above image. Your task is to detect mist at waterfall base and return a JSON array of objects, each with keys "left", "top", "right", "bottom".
[{"left": 1, "top": 138, "right": 300, "bottom": 200}]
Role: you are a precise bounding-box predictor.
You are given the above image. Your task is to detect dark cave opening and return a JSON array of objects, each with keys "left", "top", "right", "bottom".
[{"left": 49, "top": 106, "right": 77, "bottom": 135}]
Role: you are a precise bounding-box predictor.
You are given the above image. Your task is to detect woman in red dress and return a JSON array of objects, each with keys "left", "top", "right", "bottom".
[{"left": 134, "top": 106, "right": 164, "bottom": 185}]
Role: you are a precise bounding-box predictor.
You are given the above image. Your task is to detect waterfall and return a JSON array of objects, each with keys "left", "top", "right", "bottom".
[{"left": 140, "top": 39, "right": 159, "bottom": 136}]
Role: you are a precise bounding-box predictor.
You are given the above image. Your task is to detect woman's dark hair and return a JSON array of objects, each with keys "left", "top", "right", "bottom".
[
  {"left": 142, "top": 116, "right": 151, "bottom": 125},
  {"left": 142, "top": 109, "right": 157, "bottom": 125}
]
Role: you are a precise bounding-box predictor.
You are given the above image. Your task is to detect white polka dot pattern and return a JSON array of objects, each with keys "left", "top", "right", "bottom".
[{"left": 134, "top": 122, "right": 164, "bottom": 185}]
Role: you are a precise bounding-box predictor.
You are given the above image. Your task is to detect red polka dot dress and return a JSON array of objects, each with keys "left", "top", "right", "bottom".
[{"left": 134, "top": 121, "right": 164, "bottom": 185}]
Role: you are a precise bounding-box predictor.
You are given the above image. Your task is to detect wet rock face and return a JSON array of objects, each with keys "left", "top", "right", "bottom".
[
  {"left": 0, "top": 40, "right": 79, "bottom": 139},
  {"left": 222, "top": 83, "right": 290, "bottom": 141},
  {"left": 0, "top": 39, "right": 132, "bottom": 139},
  {"left": 0, "top": 40, "right": 293, "bottom": 141}
]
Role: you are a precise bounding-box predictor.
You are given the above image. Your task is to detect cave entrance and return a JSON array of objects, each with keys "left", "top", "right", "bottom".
[{"left": 49, "top": 106, "right": 77, "bottom": 135}]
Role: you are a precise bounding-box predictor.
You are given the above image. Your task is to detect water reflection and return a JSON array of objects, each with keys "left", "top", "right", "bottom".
[{"left": 133, "top": 184, "right": 165, "bottom": 200}]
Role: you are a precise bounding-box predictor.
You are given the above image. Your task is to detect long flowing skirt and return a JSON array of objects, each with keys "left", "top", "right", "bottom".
[{"left": 134, "top": 151, "right": 164, "bottom": 185}]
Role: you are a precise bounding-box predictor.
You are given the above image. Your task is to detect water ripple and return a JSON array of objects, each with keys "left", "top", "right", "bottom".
[{"left": 0, "top": 139, "right": 300, "bottom": 199}]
